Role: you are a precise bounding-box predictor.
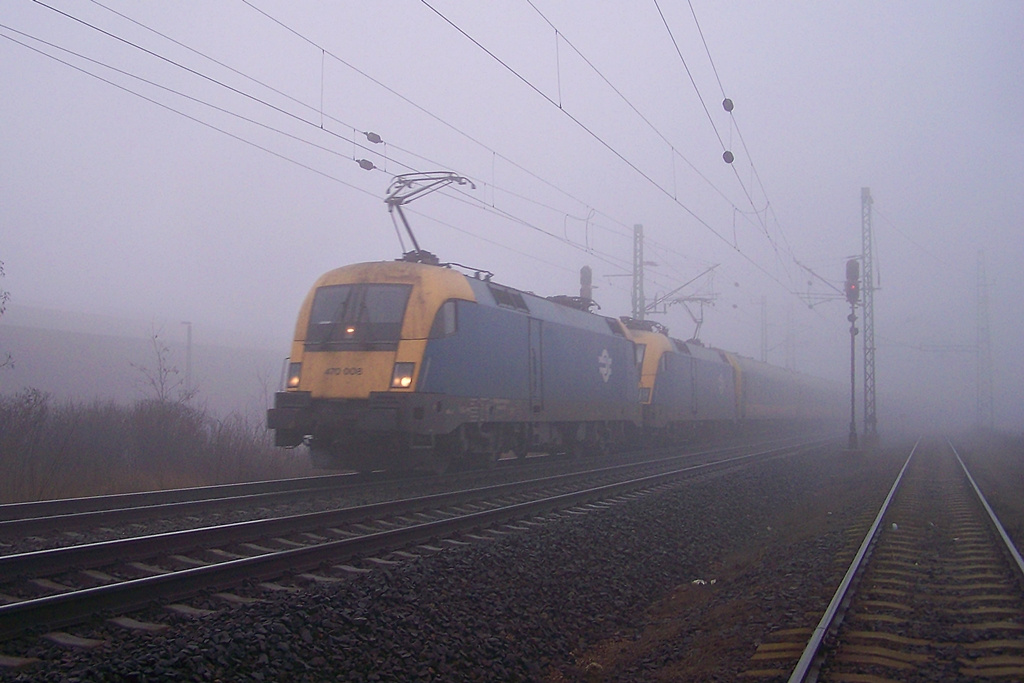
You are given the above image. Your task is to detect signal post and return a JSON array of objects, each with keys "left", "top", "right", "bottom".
[{"left": 845, "top": 259, "right": 860, "bottom": 451}]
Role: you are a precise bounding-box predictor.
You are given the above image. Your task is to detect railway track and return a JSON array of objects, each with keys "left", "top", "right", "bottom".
[
  {"left": 0, "top": 471, "right": 365, "bottom": 542},
  {"left": 753, "top": 438, "right": 1024, "bottom": 681},
  {"left": 0, "top": 439, "right": 822, "bottom": 656},
  {"left": 0, "top": 435, "right": 809, "bottom": 553}
]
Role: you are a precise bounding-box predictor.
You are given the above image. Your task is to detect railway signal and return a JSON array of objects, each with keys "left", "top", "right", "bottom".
[{"left": 845, "top": 259, "right": 860, "bottom": 305}]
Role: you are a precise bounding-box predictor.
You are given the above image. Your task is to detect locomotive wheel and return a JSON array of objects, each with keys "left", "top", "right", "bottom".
[
  {"left": 557, "top": 423, "right": 583, "bottom": 458},
  {"left": 426, "top": 450, "right": 452, "bottom": 475},
  {"left": 511, "top": 425, "right": 530, "bottom": 459},
  {"left": 474, "top": 449, "right": 500, "bottom": 469},
  {"left": 428, "top": 426, "right": 467, "bottom": 475}
]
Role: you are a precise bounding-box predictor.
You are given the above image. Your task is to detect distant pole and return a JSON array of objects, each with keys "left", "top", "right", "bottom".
[
  {"left": 976, "top": 251, "right": 994, "bottom": 430},
  {"left": 579, "top": 265, "right": 593, "bottom": 301},
  {"left": 861, "top": 188, "right": 879, "bottom": 447},
  {"left": 632, "top": 224, "right": 644, "bottom": 320},
  {"left": 760, "top": 296, "right": 767, "bottom": 363},
  {"left": 785, "top": 306, "right": 795, "bottom": 370},
  {"left": 181, "top": 321, "right": 192, "bottom": 396}
]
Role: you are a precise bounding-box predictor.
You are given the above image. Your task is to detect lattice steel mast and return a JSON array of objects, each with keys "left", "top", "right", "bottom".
[
  {"left": 976, "top": 250, "right": 994, "bottom": 430},
  {"left": 632, "top": 224, "right": 645, "bottom": 320},
  {"left": 861, "top": 188, "right": 879, "bottom": 447}
]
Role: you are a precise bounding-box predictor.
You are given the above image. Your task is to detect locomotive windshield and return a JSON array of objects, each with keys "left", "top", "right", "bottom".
[{"left": 305, "top": 283, "right": 412, "bottom": 351}]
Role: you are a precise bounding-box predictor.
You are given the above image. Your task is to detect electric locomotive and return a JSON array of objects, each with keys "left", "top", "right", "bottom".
[
  {"left": 619, "top": 318, "right": 737, "bottom": 441},
  {"left": 619, "top": 317, "right": 843, "bottom": 440},
  {"left": 267, "top": 257, "right": 642, "bottom": 472},
  {"left": 269, "top": 172, "right": 842, "bottom": 471}
]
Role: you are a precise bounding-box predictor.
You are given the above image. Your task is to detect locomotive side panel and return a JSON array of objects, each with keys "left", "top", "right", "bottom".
[
  {"left": 418, "top": 300, "right": 530, "bottom": 401},
  {"left": 730, "top": 354, "right": 810, "bottom": 421},
  {"left": 539, "top": 320, "right": 639, "bottom": 423},
  {"left": 649, "top": 352, "right": 694, "bottom": 426},
  {"left": 689, "top": 348, "right": 737, "bottom": 421}
]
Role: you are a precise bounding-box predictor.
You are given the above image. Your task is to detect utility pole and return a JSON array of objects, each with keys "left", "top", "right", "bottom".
[
  {"left": 785, "top": 306, "right": 796, "bottom": 370},
  {"left": 181, "top": 321, "right": 192, "bottom": 398},
  {"left": 632, "top": 224, "right": 645, "bottom": 320},
  {"left": 976, "top": 250, "right": 994, "bottom": 431},
  {"left": 760, "top": 296, "right": 768, "bottom": 363},
  {"left": 861, "top": 188, "right": 879, "bottom": 448}
]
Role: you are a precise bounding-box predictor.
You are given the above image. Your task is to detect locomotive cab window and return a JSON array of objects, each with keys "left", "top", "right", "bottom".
[
  {"left": 305, "top": 283, "right": 412, "bottom": 351},
  {"left": 429, "top": 299, "right": 458, "bottom": 338}
]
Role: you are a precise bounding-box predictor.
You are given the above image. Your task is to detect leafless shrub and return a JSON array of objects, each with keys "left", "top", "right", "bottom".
[
  {"left": 0, "top": 391, "right": 311, "bottom": 504},
  {"left": 130, "top": 327, "right": 197, "bottom": 404},
  {"left": 0, "top": 389, "right": 52, "bottom": 501},
  {"left": 125, "top": 399, "right": 212, "bottom": 489},
  {"left": 0, "top": 260, "right": 12, "bottom": 370}
]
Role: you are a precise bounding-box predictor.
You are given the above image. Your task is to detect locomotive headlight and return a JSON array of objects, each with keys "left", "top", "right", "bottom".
[
  {"left": 286, "top": 362, "right": 302, "bottom": 389},
  {"left": 390, "top": 362, "right": 415, "bottom": 389}
]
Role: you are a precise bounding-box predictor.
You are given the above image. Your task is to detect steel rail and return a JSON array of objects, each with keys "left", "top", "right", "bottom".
[
  {"left": 0, "top": 444, "right": 700, "bottom": 525},
  {"left": 0, "top": 432, "right": 821, "bottom": 525},
  {"left": 0, "top": 473, "right": 357, "bottom": 522},
  {"left": 949, "top": 439, "right": 1024, "bottom": 578},
  {"left": 0, "top": 439, "right": 820, "bottom": 581},
  {"left": 787, "top": 437, "right": 920, "bottom": 683},
  {"left": 0, "top": 436, "right": 818, "bottom": 540},
  {"left": 0, "top": 440, "right": 819, "bottom": 641}
]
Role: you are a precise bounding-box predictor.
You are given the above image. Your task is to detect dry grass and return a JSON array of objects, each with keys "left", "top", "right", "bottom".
[{"left": 0, "top": 389, "right": 313, "bottom": 503}]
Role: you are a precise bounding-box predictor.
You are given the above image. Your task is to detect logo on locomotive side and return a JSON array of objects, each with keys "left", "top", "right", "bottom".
[{"left": 598, "top": 349, "right": 612, "bottom": 383}]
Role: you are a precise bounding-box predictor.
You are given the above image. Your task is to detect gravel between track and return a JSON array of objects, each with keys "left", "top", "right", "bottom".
[{"left": 0, "top": 444, "right": 915, "bottom": 681}]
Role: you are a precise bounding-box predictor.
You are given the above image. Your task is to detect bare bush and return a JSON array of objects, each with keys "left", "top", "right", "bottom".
[
  {"left": 130, "top": 327, "right": 197, "bottom": 405},
  {"left": 0, "top": 260, "right": 11, "bottom": 370},
  {"left": 0, "top": 389, "right": 52, "bottom": 501},
  {"left": 0, "top": 391, "right": 312, "bottom": 504}
]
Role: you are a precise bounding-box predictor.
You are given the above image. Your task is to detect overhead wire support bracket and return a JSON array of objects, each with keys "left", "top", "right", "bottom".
[{"left": 385, "top": 171, "right": 475, "bottom": 263}]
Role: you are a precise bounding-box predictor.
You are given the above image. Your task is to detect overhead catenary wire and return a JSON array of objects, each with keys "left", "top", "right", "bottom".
[
  {"left": 523, "top": 0, "right": 742, "bottom": 213},
  {"left": 41, "top": 0, "right": 640, "bottom": 262},
  {"left": 237, "top": 0, "right": 638, "bottom": 240},
  {"left": 120, "top": 0, "right": 737, "bottom": 288},
  {"left": 0, "top": 24, "right": 643, "bottom": 298},
  {"left": 7, "top": 2, "right": 834, "bottom": 323},
  {"left": 420, "top": 0, "right": 807, "bottom": 304},
  {"left": 0, "top": 28, "right": 375, "bottom": 199},
  {"left": 654, "top": 1, "right": 786, "bottom": 266},
  {"left": 680, "top": 0, "right": 808, "bottom": 290},
  {"left": 6, "top": 3, "right": 642, "bottom": 279},
  {"left": 84, "top": 0, "right": 604, "bottom": 230},
  {"left": 236, "top": 0, "right": 719, "bottom": 283}
]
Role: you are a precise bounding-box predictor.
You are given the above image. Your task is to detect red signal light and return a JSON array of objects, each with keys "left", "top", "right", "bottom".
[{"left": 845, "top": 259, "right": 860, "bottom": 305}]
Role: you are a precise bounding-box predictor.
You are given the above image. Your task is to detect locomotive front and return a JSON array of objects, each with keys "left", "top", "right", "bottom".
[{"left": 267, "top": 260, "right": 475, "bottom": 470}]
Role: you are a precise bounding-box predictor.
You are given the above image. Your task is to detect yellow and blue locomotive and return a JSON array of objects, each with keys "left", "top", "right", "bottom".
[
  {"left": 267, "top": 259, "right": 642, "bottom": 471},
  {"left": 269, "top": 255, "right": 844, "bottom": 471},
  {"left": 619, "top": 318, "right": 843, "bottom": 443}
]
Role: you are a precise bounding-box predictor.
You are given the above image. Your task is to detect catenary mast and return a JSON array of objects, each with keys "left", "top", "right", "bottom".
[
  {"left": 861, "top": 188, "right": 879, "bottom": 447},
  {"left": 976, "top": 250, "right": 994, "bottom": 430},
  {"left": 632, "top": 224, "right": 645, "bottom": 320}
]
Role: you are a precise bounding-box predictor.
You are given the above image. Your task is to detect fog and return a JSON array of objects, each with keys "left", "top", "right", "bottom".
[{"left": 2, "top": 2, "right": 1022, "bottom": 434}]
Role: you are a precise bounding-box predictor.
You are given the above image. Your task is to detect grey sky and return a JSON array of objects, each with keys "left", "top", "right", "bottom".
[{"left": 2, "top": 1, "right": 1022, "bottom": 431}]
